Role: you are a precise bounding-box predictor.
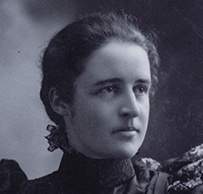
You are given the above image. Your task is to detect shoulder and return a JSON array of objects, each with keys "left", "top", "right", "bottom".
[
  {"left": 20, "top": 168, "right": 74, "bottom": 194},
  {"left": 161, "top": 144, "right": 203, "bottom": 193},
  {"left": 20, "top": 172, "right": 59, "bottom": 194},
  {"left": 0, "top": 159, "right": 27, "bottom": 194},
  {"left": 0, "top": 159, "right": 61, "bottom": 194},
  {"left": 131, "top": 144, "right": 203, "bottom": 194}
]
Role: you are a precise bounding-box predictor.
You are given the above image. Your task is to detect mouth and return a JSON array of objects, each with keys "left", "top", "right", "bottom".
[{"left": 113, "top": 127, "right": 139, "bottom": 134}]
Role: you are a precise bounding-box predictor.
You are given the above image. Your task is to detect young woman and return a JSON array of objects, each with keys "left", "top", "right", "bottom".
[{"left": 1, "top": 12, "right": 203, "bottom": 194}]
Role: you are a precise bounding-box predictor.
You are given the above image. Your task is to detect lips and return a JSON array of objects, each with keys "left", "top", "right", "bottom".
[{"left": 113, "top": 127, "right": 139, "bottom": 133}]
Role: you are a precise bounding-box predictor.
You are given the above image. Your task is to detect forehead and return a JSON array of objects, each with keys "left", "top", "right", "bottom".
[{"left": 77, "top": 41, "right": 151, "bottom": 85}]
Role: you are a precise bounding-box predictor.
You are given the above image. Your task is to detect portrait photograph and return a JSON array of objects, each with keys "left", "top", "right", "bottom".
[{"left": 1, "top": 0, "right": 203, "bottom": 193}]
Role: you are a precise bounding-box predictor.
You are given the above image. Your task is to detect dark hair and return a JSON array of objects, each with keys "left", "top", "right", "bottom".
[{"left": 40, "top": 12, "right": 159, "bottom": 125}]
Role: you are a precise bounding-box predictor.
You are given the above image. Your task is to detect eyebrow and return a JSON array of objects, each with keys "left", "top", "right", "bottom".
[
  {"left": 93, "top": 78, "right": 122, "bottom": 86},
  {"left": 135, "top": 79, "right": 151, "bottom": 85},
  {"left": 93, "top": 78, "right": 151, "bottom": 86}
]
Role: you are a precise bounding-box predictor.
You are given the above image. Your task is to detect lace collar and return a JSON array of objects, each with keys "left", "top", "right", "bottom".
[{"left": 58, "top": 150, "right": 135, "bottom": 188}]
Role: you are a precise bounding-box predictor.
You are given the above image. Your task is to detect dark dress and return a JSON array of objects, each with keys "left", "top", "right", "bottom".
[
  {"left": 1, "top": 149, "right": 170, "bottom": 194},
  {"left": 1, "top": 125, "right": 203, "bottom": 194},
  {"left": 1, "top": 145, "right": 203, "bottom": 194}
]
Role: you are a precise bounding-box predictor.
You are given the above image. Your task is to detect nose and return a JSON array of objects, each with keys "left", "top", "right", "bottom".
[{"left": 119, "top": 91, "right": 140, "bottom": 118}]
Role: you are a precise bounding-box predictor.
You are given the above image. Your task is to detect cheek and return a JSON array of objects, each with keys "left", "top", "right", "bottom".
[
  {"left": 74, "top": 99, "right": 111, "bottom": 129},
  {"left": 140, "top": 99, "right": 150, "bottom": 125}
]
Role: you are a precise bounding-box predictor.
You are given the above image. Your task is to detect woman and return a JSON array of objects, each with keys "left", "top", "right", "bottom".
[{"left": 1, "top": 12, "right": 203, "bottom": 194}]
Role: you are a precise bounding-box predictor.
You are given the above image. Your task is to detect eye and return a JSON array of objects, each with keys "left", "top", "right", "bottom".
[
  {"left": 100, "top": 85, "right": 119, "bottom": 93},
  {"left": 133, "top": 85, "right": 149, "bottom": 96}
]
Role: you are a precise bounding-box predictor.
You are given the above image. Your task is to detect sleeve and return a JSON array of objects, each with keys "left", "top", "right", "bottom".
[
  {"left": 0, "top": 159, "right": 27, "bottom": 194},
  {"left": 133, "top": 144, "right": 203, "bottom": 194},
  {"left": 161, "top": 144, "right": 203, "bottom": 194}
]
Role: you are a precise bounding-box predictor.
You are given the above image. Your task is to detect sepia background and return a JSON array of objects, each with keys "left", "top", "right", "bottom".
[{"left": 1, "top": 0, "right": 203, "bottom": 179}]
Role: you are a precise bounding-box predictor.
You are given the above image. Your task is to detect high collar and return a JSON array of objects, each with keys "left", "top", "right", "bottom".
[{"left": 58, "top": 149, "right": 135, "bottom": 189}]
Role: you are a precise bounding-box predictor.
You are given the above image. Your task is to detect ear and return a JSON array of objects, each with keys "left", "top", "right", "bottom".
[{"left": 49, "top": 87, "right": 70, "bottom": 116}]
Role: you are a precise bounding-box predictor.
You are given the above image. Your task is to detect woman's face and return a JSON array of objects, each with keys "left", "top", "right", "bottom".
[{"left": 64, "top": 40, "right": 151, "bottom": 159}]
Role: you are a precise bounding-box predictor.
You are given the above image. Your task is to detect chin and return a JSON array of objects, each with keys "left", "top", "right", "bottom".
[{"left": 110, "top": 145, "right": 140, "bottom": 159}]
